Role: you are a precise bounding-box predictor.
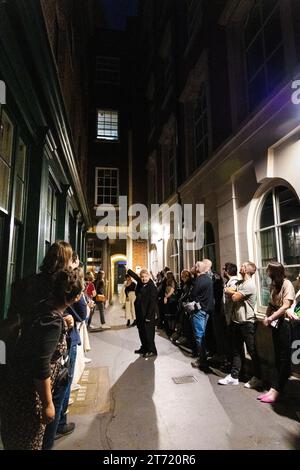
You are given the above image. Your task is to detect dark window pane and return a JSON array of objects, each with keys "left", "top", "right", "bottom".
[
  {"left": 203, "top": 138, "right": 208, "bottom": 160},
  {"left": 281, "top": 223, "right": 300, "bottom": 265},
  {"left": 15, "top": 178, "right": 25, "bottom": 222},
  {"left": 0, "top": 214, "right": 5, "bottom": 270},
  {"left": 205, "top": 222, "right": 215, "bottom": 245},
  {"left": 285, "top": 266, "right": 300, "bottom": 288},
  {"left": 245, "top": 4, "right": 261, "bottom": 47},
  {"left": 264, "top": 8, "right": 282, "bottom": 57},
  {"left": 263, "top": 0, "right": 279, "bottom": 22},
  {"left": 247, "top": 34, "right": 264, "bottom": 80},
  {"left": 260, "top": 192, "right": 274, "bottom": 228},
  {"left": 196, "top": 145, "right": 203, "bottom": 166},
  {"left": 266, "top": 46, "right": 285, "bottom": 92},
  {"left": 258, "top": 268, "right": 271, "bottom": 307},
  {"left": 248, "top": 69, "right": 267, "bottom": 111},
  {"left": 260, "top": 228, "right": 277, "bottom": 267},
  {"left": 267, "top": 46, "right": 284, "bottom": 87},
  {"left": 277, "top": 187, "right": 300, "bottom": 223},
  {"left": 0, "top": 158, "right": 10, "bottom": 212}
]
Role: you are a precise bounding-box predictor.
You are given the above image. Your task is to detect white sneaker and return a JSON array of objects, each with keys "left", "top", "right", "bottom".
[
  {"left": 218, "top": 374, "right": 239, "bottom": 386},
  {"left": 84, "top": 357, "right": 92, "bottom": 364},
  {"left": 244, "top": 376, "right": 263, "bottom": 389},
  {"left": 68, "top": 398, "right": 74, "bottom": 406},
  {"left": 101, "top": 324, "right": 111, "bottom": 329}
]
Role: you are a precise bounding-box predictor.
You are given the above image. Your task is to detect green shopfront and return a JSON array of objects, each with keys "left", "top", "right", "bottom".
[{"left": 0, "top": 2, "right": 91, "bottom": 319}]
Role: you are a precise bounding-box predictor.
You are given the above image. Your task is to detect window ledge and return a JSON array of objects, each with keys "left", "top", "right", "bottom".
[{"left": 94, "top": 139, "right": 120, "bottom": 144}]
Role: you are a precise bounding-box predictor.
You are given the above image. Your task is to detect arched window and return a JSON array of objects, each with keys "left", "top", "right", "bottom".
[
  {"left": 256, "top": 186, "right": 300, "bottom": 307},
  {"left": 195, "top": 221, "right": 216, "bottom": 270}
]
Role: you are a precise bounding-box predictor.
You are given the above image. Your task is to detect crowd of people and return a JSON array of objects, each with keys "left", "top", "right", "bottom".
[
  {"left": 125, "top": 259, "right": 300, "bottom": 406},
  {"left": 0, "top": 241, "right": 110, "bottom": 450},
  {"left": 1, "top": 240, "right": 300, "bottom": 450}
]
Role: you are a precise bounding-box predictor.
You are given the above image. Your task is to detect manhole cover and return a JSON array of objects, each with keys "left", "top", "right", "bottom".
[{"left": 172, "top": 375, "right": 198, "bottom": 384}]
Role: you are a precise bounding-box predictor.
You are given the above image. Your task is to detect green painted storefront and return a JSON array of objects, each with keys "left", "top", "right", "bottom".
[{"left": 0, "top": 0, "right": 91, "bottom": 318}]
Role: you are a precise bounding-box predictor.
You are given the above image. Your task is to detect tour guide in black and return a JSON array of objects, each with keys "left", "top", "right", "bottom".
[
  {"left": 127, "top": 268, "right": 158, "bottom": 357},
  {"left": 189, "top": 261, "right": 214, "bottom": 370}
]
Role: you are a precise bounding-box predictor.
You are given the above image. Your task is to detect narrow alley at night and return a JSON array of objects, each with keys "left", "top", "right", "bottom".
[{"left": 0, "top": 0, "right": 300, "bottom": 459}]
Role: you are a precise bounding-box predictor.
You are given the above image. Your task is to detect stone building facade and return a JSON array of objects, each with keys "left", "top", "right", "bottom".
[{"left": 138, "top": 0, "right": 300, "bottom": 377}]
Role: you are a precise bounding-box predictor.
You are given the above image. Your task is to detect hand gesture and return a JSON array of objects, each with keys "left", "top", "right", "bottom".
[
  {"left": 64, "top": 314, "right": 74, "bottom": 330},
  {"left": 41, "top": 401, "right": 55, "bottom": 425}
]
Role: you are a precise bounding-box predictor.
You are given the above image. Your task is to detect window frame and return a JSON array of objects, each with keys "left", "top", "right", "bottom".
[
  {"left": 0, "top": 106, "right": 30, "bottom": 315},
  {"left": 193, "top": 83, "right": 209, "bottom": 167},
  {"left": 255, "top": 185, "right": 300, "bottom": 310},
  {"left": 94, "top": 167, "right": 119, "bottom": 207},
  {"left": 194, "top": 221, "right": 216, "bottom": 270},
  {"left": 167, "top": 237, "right": 180, "bottom": 283},
  {"left": 45, "top": 180, "right": 58, "bottom": 251},
  {"left": 244, "top": 0, "right": 285, "bottom": 113},
  {"left": 186, "top": 0, "right": 203, "bottom": 46},
  {"left": 95, "top": 56, "right": 120, "bottom": 86},
  {"left": 96, "top": 109, "right": 119, "bottom": 142},
  {"left": 0, "top": 108, "right": 14, "bottom": 215}
]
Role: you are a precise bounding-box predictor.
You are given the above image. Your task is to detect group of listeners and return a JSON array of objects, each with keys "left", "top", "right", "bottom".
[
  {"left": 1, "top": 241, "right": 299, "bottom": 450},
  {"left": 0, "top": 241, "right": 107, "bottom": 450},
  {"left": 126, "top": 258, "right": 300, "bottom": 405}
]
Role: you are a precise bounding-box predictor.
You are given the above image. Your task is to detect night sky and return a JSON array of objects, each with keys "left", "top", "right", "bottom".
[{"left": 101, "top": 0, "right": 138, "bottom": 30}]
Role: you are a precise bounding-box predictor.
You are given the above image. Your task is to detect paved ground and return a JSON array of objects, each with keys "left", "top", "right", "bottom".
[{"left": 54, "top": 299, "right": 300, "bottom": 450}]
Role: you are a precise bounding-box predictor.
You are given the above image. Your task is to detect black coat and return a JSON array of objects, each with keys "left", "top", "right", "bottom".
[{"left": 127, "top": 270, "right": 157, "bottom": 320}]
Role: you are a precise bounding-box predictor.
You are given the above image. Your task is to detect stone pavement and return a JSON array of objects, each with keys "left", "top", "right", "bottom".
[{"left": 53, "top": 299, "right": 300, "bottom": 450}]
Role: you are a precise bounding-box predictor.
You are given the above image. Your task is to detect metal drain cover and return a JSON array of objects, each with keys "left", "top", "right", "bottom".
[{"left": 172, "top": 375, "right": 198, "bottom": 384}]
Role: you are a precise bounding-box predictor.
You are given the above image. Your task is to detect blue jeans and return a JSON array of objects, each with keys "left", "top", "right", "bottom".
[
  {"left": 42, "top": 381, "right": 69, "bottom": 450},
  {"left": 190, "top": 309, "right": 209, "bottom": 357},
  {"left": 58, "top": 344, "right": 77, "bottom": 428},
  {"left": 42, "top": 344, "right": 77, "bottom": 450}
]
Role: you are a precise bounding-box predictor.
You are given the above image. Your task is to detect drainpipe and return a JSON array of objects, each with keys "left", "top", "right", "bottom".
[
  {"left": 177, "top": 190, "right": 184, "bottom": 274},
  {"left": 231, "top": 176, "right": 241, "bottom": 268}
]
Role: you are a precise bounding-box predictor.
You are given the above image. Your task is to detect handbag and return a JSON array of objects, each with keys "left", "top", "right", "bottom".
[{"left": 96, "top": 294, "right": 106, "bottom": 302}]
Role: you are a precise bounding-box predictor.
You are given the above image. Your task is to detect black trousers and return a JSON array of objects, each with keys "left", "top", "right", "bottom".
[
  {"left": 271, "top": 318, "right": 291, "bottom": 393},
  {"left": 231, "top": 322, "right": 261, "bottom": 380},
  {"left": 136, "top": 314, "right": 157, "bottom": 354}
]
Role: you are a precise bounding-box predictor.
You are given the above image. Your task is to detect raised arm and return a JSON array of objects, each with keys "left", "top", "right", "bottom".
[{"left": 127, "top": 269, "right": 140, "bottom": 284}]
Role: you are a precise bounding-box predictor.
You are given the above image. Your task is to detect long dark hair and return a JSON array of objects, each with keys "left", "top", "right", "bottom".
[
  {"left": 52, "top": 268, "right": 84, "bottom": 307},
  {"left": 166, "top": 271, "right": 177, "bottom": 289},
  {"left": 40, "top": 241, "right": 73, "bottom": 274},
  {"left": 267, "top": 261, "right": 285, "bottom": 294}
]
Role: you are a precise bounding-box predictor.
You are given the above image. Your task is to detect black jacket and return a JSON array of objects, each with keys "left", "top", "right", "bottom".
[
  {"left": 189, "top": 273, "right": 214, "bottom": 314},
  {"left": 127, "top": 270, "right": 157, "bottom": 320}
]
